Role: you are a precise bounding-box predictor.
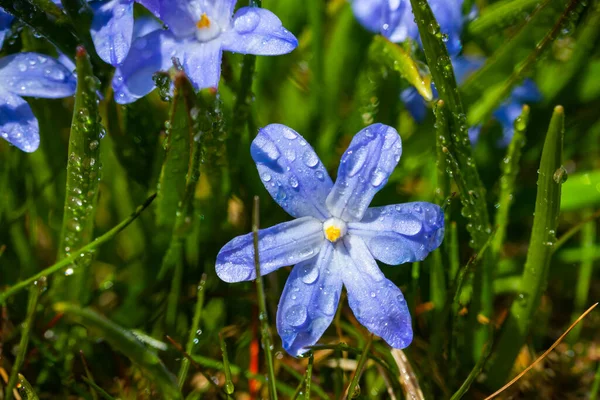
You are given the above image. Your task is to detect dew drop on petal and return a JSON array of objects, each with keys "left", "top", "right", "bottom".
[
  {"left": 302, "top": 151, "right": 319, "bottom": 168},
  {"left": 285, "top": 304, "right": 308, "bottom": 327}
]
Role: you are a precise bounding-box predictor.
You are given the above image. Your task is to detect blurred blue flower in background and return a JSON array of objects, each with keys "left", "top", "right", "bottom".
[
  {"left": 0, "top": 53, "right": 77, "bottom": 152},
  {"left": 351, "top": 0, "right": 468, "bottom": 55},
  {"left": 112, "top": 0, "right": 298, "bottom": 104},
  {"left": 1, "top": 2, "right": 160, "bottom": 66},
  {"left": 216, "top": 123, "right": 444, "bottom": 356},
  {"left": 0, "top": 8, "right": 13, "bottom": 48},
  {"left": 401, "top": 56, "right": 542, "bottom": 144}
]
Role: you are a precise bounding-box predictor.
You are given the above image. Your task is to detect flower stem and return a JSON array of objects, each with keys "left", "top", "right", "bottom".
[{"left": 252, "top": 196, "right": 278, "bottom": 400}]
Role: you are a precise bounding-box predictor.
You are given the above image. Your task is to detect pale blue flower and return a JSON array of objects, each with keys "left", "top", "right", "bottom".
[
  {"left": 401, "top": 56, "right": 542, "bottom": 144},
  {"left": 216, "top": 123, "right": 444, "bottom": 356},
  {"left": 351, "top": 0, "right": 468, "bottom": 55},
  {"left": 112, "top": 0, "right": 298, "bottom": 104},
  {"left": 0, "top": 53, "right": 77, "bottom": 152}
]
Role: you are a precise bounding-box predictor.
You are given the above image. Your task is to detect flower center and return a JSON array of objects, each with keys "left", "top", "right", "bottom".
[
  {"left": 195, "top": 13, "right": 221, "bottom": 42},
  {"left": 323, "top": 218, "right": 347, "bottom": 243}
]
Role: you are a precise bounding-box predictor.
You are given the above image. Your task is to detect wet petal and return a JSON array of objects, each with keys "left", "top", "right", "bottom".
[
  {"left": 0, "top": 53, "right": 76, "bottom": 98},
  {"left": 348, "top": 202, "right": 444, "bottom": 265},
  {"left": 0, "top": 90, "right": 39, "bottom": 152},
  {"left": 112, "top": 29, "right": 179, "bottom": 104},
  {"left": 277, "top": 242, "right": 342, "bottom": 356},
  {"left": 136, "top": 0, "right": 161, "bottom": 17},
  {"left": 326, "top": 124, "right": 402, "bottom": 222},
  {"left": 90, "top": 0, "right": 134, "bottom": 66},
  {"left": 221, "top": 7, "right": 298, "bottom": 55},
  {"left": 155, "top": 0, "right": 197, "bottom": 38},
  {"left": 132, "top": 15, "right": 163, "bottom": 39},
  {"left": 340, "top": 235, "right": 413, "bottom": 348},
  {"left": 400, "top": 87, "right": 428, "bottom": 122},
  {"left": 180, "top": 40, "right": 223, "bottom": 90},
  {"left": 216, "top": 217, "right": 325, "bottom": 283},
  {"left": 0, "top": 8, "right": 14, "bottom": 49},
  {"left": 251, "top": 124, "right": 333, "bottom": 220}
]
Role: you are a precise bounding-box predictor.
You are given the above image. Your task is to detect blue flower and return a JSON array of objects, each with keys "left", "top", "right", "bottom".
[
  {"left": 112, "top": 0, "right": 298, "bottom": 104},
  {"left": 0, "top": 8, "right": 13, "bottom": 49},
  {"left": 401, "top": 56, "right": 542, "bottom": 144},
  {"left": 351, "top": 0, "right": 468, "bottom": 55},
  {"left": 0, "top": 53, "right": 77, "bottom": 152},
  {"left": 1, "top": 2, "right": 159, "bottom": 66},
  {"left": 216, "top": 123, "right": 444, "bottom": 356}
]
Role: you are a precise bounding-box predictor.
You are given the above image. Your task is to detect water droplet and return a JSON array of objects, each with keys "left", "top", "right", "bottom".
[
  {"left": 285, "top": 305, "right": 307, "bottom": 327},
  {"left": 370, "top": 168, "right": 386, "bottom": 187},
  {"left": 234, "top": 9, "right": 260, "bottom": 33},
  {"left": 302, "top": 150, "right": 319, "bottom": 168},
  {"left": 289, "top": 175, "right": 299, "bottom": 189}
]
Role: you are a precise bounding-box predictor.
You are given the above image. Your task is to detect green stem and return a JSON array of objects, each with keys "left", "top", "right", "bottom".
[
  {"left": 252, "top": 196, "right": 278, "bottom": 400},
  {"left": 492, "top": 105, "right": 530, "bottom": 256},
  {"left": 178, "top": 274, "right": 207, "bottom": 388},
  {"left": 219, "top": 333, "right": 235, "bottom": 397},
  {"left": 305, "top": 353, "right": 314, "bottom": 400},
  {"left": 486, "top": 106, "right": 565, "bottom": 388},
  {"left": 5, "top": 285, "right": 41, "bottom": 400},
  {"left": 344, "top": 334, "right": 373, "bottom": 399},
  {"left": 0, "top": 194, "right": 156, "bottom": 304}
]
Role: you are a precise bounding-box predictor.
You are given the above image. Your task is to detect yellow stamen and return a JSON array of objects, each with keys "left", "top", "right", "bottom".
[
  {"left": 325, "top": 226, "right": 342, "bottom": 242},
  {"left": 196, "top": 13, "right": 211, "bottom": 29}
]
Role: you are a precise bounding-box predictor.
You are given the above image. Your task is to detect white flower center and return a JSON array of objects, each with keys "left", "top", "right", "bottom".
[
  {"left": 323, "top": 217, "right": 347, "bottom": 243},
  {"left": 195, "top": 13, "right": 221, "bottom": 42}
]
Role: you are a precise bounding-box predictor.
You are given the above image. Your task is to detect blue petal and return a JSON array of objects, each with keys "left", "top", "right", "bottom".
[
  {"left": 221, "top": 7, "right": 298, "bottom": 55},
  {"left": 155, "top": 0, "right": 197, "bottom": 38},
  {"left": 0, "top": 90, "right": 39, "bottom": 152},
  {"left": 452, "top": 56, "right": 484, "bottom": 83},
  {"left": 90, "top": 0, "right": 134, "bottom": 66},
  {"left": 340, "top": 235, "right": 413, "bottom": 348},
  {"left": 352, "top": 0, "right": 407, "bottom": 38},
  {"left": 0, "top": 53, "right": 76, "bottom": 98},
  {"left": 135, "top": 0, "right": 161, "bottom": 17},
  {"left": 277, "top": 242, "right": 342, "bottom": 356},
  {"left": 0, "top": 8, "right": 14, "bottom": 49},
  {"left": 326, "top": 124, "right": 402, "bottom": 222},
  {"left": 400, "top": 87, "right": 428, "bottom": 122},
  {"left": 112, "top": 29, "right": 178, "bottom": 104},
  {"left": 511, "top": 79, "right": 542, "bottom": 103},
  {"left": 216, "top": 217, "right": 325, "bottom": 283},
  {"left": 132, "top": 15, "right": 162, "bottom": 39},
  {"left": 180, "top": 40, "right": 223, "bottom": 90},
  {"left": 468, "top": 125, "right": 482, "bottom": 144},
  {"left": 252, "top": 124, "right": 333, "bottom": 220},
  {"left": 348, "top": 202, "right": 444, "bottom": 265}
]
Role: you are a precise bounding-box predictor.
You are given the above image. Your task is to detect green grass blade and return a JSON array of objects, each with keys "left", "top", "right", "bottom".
[
  {"left": 591, "top": 361, "right": 600, "bottom": 400},
  {"left": 0, "top": 0, "right": 78, "bottom": 58},
  {"left": 464, "top": 0, "right": 587, "bottom": 126},
  {"left": 156, "top": 74, "right": 193, "bottom": 229},
  {"left": 54, "top": 46, "right": 103, "bottom": 304},
  {"left": 219, "top": 333, "right": 235, "bottom": 396},
  {"left": 492, "top": 105, "right": 530, "bottom": 256},
  {"left": 81, "top": 376, "right": 116, "bottom": 400},
  {"left": 344, "top": 334, "right": 373, "bottom": 399},
  {"left": 54, "top": 303, "right": 182, "bottom": 400},
  {"left": 541, "top": 0, "right": 600, "bottom": 100},
  {"left": 59, "top": 0, "right": 100, "bottom": 63},
  {"left": 252, "top": 196, "right": 278, "bottom": 400},
  {"left": 4, "top": 285, "right": 41, "bottom": 400},
  {"left": 304, "top": 353, "right": 314, "bottom": 400},
  {"left": 373, "top": 36, "right": 433, "bottom": 101},
  {"left": 567, "top": 209, "right": 596, "bottom": 344},
  {"left": 14, "top": 374, "right": 39, "bottom": 400},
  {"left": 177, "top": 274, "right": 207, "bottom": 388},
  {"left": 0, "top": 194, "right": 156, "bottom": 303},
  {"left": 466, "top": 0, "right": 542, "bottom": 37},
  {"left": 486, "top": 106, "right": 565, "bottom": 388},
  {"left": 192, "top": 355, "right": 297, "bottom": 397}
]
